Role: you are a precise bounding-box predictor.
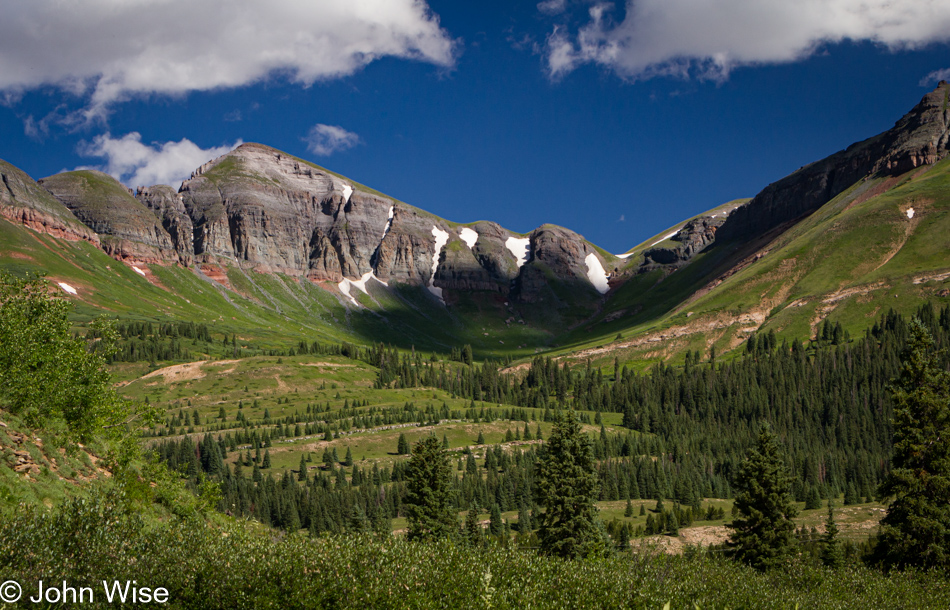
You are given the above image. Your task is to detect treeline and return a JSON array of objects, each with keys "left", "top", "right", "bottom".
[
  {"left": 153, "top": 411, "right": 730, "bottom": 539},
  {"left": 369, "top": 304, "right": 950, "bottom": 502}
]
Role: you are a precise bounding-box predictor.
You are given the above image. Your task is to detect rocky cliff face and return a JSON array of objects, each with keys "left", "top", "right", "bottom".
[
  {"left": 717, "top": 81, "right": 950, "bottom": 243},
  {"left": 517, "top": 225, "right": 608, "bottom": 303},
  {"left": 641, "top": 215, "right": 727, "bottom": 270},
  {"left": 135, "top": 185, "right": 194, "bottom": 265},
  {"left": 38, "top": 171, "right": 179, "bottom": 263},
  {"left": 0, "top": 160, "right": 99, "bottom": 244},
  {"left": 434, "top": 222, "right": 520, "bottom": 293},
  {"left": 0, "top": 145, "right": 616, "bottom": 306},
  {"left": 174, "top": 143, "right": 616, "bottom": 304}
]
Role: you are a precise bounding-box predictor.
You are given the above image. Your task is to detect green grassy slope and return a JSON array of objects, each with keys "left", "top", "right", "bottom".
[{"left": 555, "top": 159, "right": 950, "bottom": 368}]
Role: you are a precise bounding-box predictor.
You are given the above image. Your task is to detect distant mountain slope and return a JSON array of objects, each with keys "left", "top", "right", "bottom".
[
  {"left": 0, "top": 160, "right": 99, "bottom": 244},
  {"left": 0, "top": 84, "right": 948, "bottom": 364}
]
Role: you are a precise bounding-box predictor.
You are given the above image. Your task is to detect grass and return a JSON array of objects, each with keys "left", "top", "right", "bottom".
[{"left": 115, "top": 352, "right": 891, "bottom": 549}]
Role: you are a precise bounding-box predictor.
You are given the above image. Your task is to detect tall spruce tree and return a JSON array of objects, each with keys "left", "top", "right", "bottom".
[
  {"left": 405, "top": 435, "right": 458, "bottom": 541},
  {"left": 821, "top": 499, "right": 843, "bottom": 569},
  {"left": 727, "top": 424, "right": 798, "bottom": 570},
  {"left": 465, "top": 506, "right": 482, "bottom": 547},
  {"left": 874, "top": 319, "right": 950, "bottom": 570},
  {"left": 536, "top": 409, "right": 606, "bottom": 558}
]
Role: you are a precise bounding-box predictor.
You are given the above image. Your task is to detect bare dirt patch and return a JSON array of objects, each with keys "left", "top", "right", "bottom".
[
  {"left": 809, "top": 282, "right": 888, "bottom": 337},
  {"left": 138, "top": 359, "right": 239, "bottom": 384},
  {"left": 913, "top": 271, "right": 950, "bottom": 285},
  {"left": 302, "top": 362, "right": 356, "bottom": 368}
]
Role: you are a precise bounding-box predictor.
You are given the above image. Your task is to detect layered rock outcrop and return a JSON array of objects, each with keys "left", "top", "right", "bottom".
[
  {"left": 135, "top": 185, "right": 194, "bottom": 265},
  {"left": 434, "top": 222, "right": 520, "bottom": 293},
  {"left": 518, "top": 225, "right": 609, "bottom": 303},
  {"left": 39, "top": 171, "right": 178, "bottom": 263},
  {"left": 174, "top": 143, "right": 617, "bottom": 303},
  {"left": 0, "top": 160, "right": 99, "bottom": 244},
  {"left": 642, "top": 215, "right": 726, "bottom": 269}
]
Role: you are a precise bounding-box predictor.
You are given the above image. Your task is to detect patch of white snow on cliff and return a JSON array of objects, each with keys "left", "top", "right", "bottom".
[
  {"left": 132, "top": 266, "right": 146, "bottom": 277},
  {"left": 506, "top": 236, "right": 530, "bottom": 267},
  {"left": 906, "top": 207, "right": 915, "bottom": 219},
  {"left": 649, "top": 228, "right": 681, "bottom": 247},
  {"left": 338, "top": 272, "right": 388, "bottom": 306},
  {"left": 380, "top": 206, "right": 395, "bottom": 241},
  {"left": 585, "top": 253, "right": 610, "bottom": 294},
  {"left": 428, "top": 226, "right": 449, "bottom": 302},
  {"left": 459, "top": 227, "right": 478, "bottom": 249},
  {"left": 342, "top": 184, "right": 353, "bottom": 203},
  {"left": 616, "top": 253, "right": 633, "bottom": 259},
  {"left": 57, "top": 282, "right": 77, "bottom": 295}
]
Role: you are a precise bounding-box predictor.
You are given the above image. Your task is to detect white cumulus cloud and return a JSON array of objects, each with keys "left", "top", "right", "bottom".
[
  {"left": 542, "top": 0, "right": 950, "bottom": 81},
  {"left": 79, "top": 133, "right": 241, "bottom": 188},
  {"left": 0, "top": 0, "right": 456, "bottom": 121},
  {"left": 304, "top": 124, "right": 361, "bottom": 156}
]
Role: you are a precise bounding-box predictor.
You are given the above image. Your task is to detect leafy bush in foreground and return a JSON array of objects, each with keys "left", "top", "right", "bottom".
[{"left": 1, "top": 491, "right": 948, "bottom": 609}]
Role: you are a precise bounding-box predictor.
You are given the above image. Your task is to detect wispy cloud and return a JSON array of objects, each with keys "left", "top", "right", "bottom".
[
  {"left": 78, "top": 133, "right": 241, "bottom": 188},
  {"left": 538, "top": 0, "right": 568, "bottom": 15},
  {"left": 303, "top": 124, "right": 361, "bottom": 157},
  {"left": 920, "top": 68, "right": 950, "bottom": 86},
  {"left": 541, "top": 0, "right": 950, "bottom": 81},
  {"left": 0, "top": 0, "right": 457, "bottom": 124}
]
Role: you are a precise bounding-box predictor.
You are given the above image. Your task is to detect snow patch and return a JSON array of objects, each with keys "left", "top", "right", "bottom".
[
  {"left": 57, "top": 282, "right": 77, "bottom": 295},
  {"left": 132, "top": 266, "right": 146, "bottom": 277},
  {"left": 649, "top": 228, "right": 681, "bottom": 247},
  {"left": 380, "top": 206, "right": 394, "bottom": 241},
  {"left": 906, "top": 207, "right": 915, "bottom": 219},
  {"left": 428, "top": 226, "right": 450, "bottom": 302},
  {"left": 342, "top": 184, "right": 353, "bottom": 203},
  {"left": 616, "top": 253, "right": 633, "bottom": 259},
  {"left": 585, "top": 253, "right": 610, "bottom": 294},
  {"left": 506, "top": 236, "right": 530, "bottom": 267},
  {"left": 338, "top": 272, "right": 388, "bottom": 306},
  {"left": 459, "top": 227, "right": 478, "bottom": 249}
]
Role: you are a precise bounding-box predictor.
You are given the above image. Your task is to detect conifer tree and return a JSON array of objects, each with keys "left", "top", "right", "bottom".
[
  {"left": 536, "top": 410, "right": 606, "bottom": 558},
  {"left": 489, "top": 503, "right": 503, "bottom": 537},
  {"left": 821, "top": 499, "right": 843, "bottom": 569},
  {"left": 624, "top": 499, "right": 634, "bottom": 518},
  {"left": 727, "top": 425, "right": 798, "bottom": 570},
  {"left": 298, "top": 454, "right": 308, "bottom": 481},
  {"left": 465, "top": 506, "right": 482, "bottom": 547},
  {"left": 262, "top": 449, "right": 271, "bottom": 469},
  {"left": 397, "top": 433, "right": 410, "bottom": 455},
  {"left": 476, "top": 430, "right": 486, "bottom": 445},
  {"left": 874, "top": 319, "right": 950, "bottom": 570},
  {"left": 405, "top": 435, "right": 457, "bottom": 541},
  {"left": 344, "top": 446, "right": 353, "bottom": 467}
]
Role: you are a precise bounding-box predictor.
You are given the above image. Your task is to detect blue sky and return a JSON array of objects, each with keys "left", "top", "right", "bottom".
[{"left": 1, "top": 0, "right": 949, "bottom": 254}]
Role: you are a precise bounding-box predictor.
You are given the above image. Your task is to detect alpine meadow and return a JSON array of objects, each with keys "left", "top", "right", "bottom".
[{"left": 2, "top": 1, "right": 950, "bottom": 608}]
